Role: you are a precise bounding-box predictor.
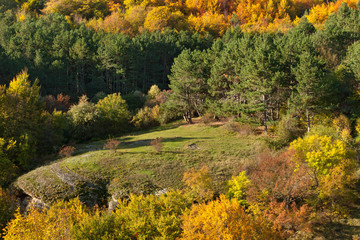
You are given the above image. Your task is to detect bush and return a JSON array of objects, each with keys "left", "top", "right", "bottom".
[
  {"left": 200, "top": 113, "right": 216, "bottom": 125},
  {"left": 72, "top": 210, "right": 116, "bottom": 240},
  {"left": 332, "top": 114, "right": 352, "bottom": 143},
  {"left": 159, "top": 96, "right": 181, "bottom": 125},
  {"left": 145, "top": 85, "right": 161, "bottom": 107},
  {"left": 112, "top": 191, "right": 192, "bottom": 240},
  {"left": 150, "top": 137, "right": 163, "bottom": 152},
  {"left": 96, "top": 93, "right": 131, "bottom": 135},
  {"left": 245, "top": 150, "right": 314, "bottom": 234},
  {"left": 103, "top": 139, "right": 121, "bottom": 153},
  {"left": 275, "top": 114, "right": 303, "bottom": 144},
  {"left": 67, "top": 95, "right": 100, "bottom": 142},
  {"left": 223, "top": 119, "right": 254, "bottom": 135},
  {"left": 132, "top": 105, "right": 160, "bottom": 129},
  {"left": 3, "top": 198, "right": 88, "bottom": 240},
  {"left": 59, "top": 146, "right": 75, "bottom": 158},
  {"left": 226, "top": 171, "right": 250, "bottom": 205},
  {"left": 44, "top": 93, "right": 71, "bottom": 113},
  {"left": 290, "top": 135, "right": 357, "bottom": 211},
  {"left": 123, "top": 91, "right": 146, "bottom": 111},
  {"left": 247, "top": 150, "right": 313, "bottom": 209},
  {"left": 181, "top": 195, "right": 282, "bottom": 240},
  {"left": 40, "top": 110, "right": 70, "bottom": 153},
  {"left": 183, "top": 166, "right": 214, "bottom": 203}
]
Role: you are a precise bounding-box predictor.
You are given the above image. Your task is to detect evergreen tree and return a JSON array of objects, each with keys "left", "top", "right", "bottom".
[
  {"left": 292, "top": 51, "right": 327, "bottom": 132},
  {"left": 168, "top": 49, "right": 210, "bottom": 123},
  {"left": 241, "top": 34, "right": 283, "bottom": 132}
]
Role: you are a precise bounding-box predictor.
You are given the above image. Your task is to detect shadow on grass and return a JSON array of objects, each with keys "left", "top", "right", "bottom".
[
  {"left": 119, "top": 137, "right": 212, "bottom": 149},
  {"left": 314, "top": 184, "right": 360, "bottom": 240},
  {"left": 127, "top": 122, "right": 184, "bottom": 137},
  {"left": 315, "top": 221, "right": 360, "bottom": 240}
]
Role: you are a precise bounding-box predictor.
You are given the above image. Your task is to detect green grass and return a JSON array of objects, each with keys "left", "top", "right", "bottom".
[{"left": 15, "top": 121, "right": 268, "bottom": 205}]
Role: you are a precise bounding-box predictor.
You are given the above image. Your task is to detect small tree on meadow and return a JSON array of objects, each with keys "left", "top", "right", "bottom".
[
  {"left": 150, "top": 137, "right": 163, "bottom": 152},
  {"left": 103, "top": 139, "right": 121, "bottom": 153}
]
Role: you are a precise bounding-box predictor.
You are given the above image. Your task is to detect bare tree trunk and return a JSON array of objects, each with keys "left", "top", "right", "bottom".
[
  {"left": 263, "top": 94, "right": 267, "bottom": 134},
  {"left": 188, "top": 111, "right": 193, "bottom": 124},
  {"left": 306, "top": 108, "right": 310, "bottom": 132}
]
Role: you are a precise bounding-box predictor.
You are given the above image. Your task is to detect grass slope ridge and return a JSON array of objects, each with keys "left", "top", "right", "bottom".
[{"left": 15, "top": 122, "right": 267, "bottom": 206}]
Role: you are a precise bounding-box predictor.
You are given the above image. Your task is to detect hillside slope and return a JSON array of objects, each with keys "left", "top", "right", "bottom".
[{"left": 14, "top": 122, "right": 266, "bottom": 208}]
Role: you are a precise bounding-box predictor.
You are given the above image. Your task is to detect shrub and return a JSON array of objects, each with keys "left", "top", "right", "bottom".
[
  {"left": 72, "top": 210, "right": 116, "bottom": 240},
  {"left": 181, "top": 195, "right": 283, "bottom": 240},
  {"left": 67, "top": 95, "right": 100, "bottom": 141},
  {"left": 291, "top": 135, "right": 347, "bottom": 176},
  {"left": 332, "top": 114, "right": 352, "bottom": 143},
  {"left": 145, "top": 85, "right": 161, "bottom": 107},
  {"left": 3, "top": 198, "right": 88, "bottom": 240},
  {"left": 245, "top": 150, "right": 314, "bottom": 235},
  {"left": 290, "top": 135, "right": 357, "bottom": 211},
  {"left": 112, "top": 190, "right": 192, "bottom": 239},
  {"left": 150, "top": 137, "right": 163, "bottom": 152},
  {"left": 356, "top": 118, "right": 360, "bottom": 136},
  {"left": 308, "top": 124, "right": 340, "bottom": 140},
  {"left": 96, "top": 93, "right": 130, "bottom": 135},
  {"left": 103, "top": 139, "right": 121, "bottom": 153},
  {"left": 132, "top": 105, "right": 160, "bottom": 129},
  {"left": 223, "top": 119, "right": 253, "bottom": 135},
  {"left": 44, "top": 93, "right": 71, "bottom": 113},
  {"left": 262, "top": 200, "right": 312, "bottom": 237},
  {"left": 247, "top": 150, "right": 313, "bottom": 209},
  {"left": 183, "top": 166, "right": 214, "bottom": 203},
  {"left": 200, "top": 113, "right": 216, "bottom": 125},
  {"left": 158, "top": 94, "right": 181, "bottom": 125},
  {"left": 226, "top": 171, "right": 250, "bottom": 205},
  {"left": 40, "top": 110, "right": 70, "bottom": 153},
  {"left": 123, "top": 91, "right": 146, "bottom": 111},
  {"left": 59, "top": 146, "right": 75, "bottom": 158},
  {"left": 275, "top": 114, "right": 303, "bottom": 144}
]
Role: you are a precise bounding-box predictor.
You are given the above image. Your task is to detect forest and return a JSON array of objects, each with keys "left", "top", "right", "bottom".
[{"left": 2, "top": 0, "right": 360, "bottom": 239}]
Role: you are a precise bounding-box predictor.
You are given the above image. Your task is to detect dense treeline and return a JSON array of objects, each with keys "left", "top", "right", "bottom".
[
  {"left": 0, "top": 10, "right": 213, "bottom": 97},
  {"left": 165, "top": 2, "right": 360, "bottom": 136}
]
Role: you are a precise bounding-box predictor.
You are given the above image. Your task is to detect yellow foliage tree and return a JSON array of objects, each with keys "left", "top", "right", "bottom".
[
  {"left": 43, "top": 0, "right": 109, "bottom": 19},
  {"left": 181, "top": 195, "right": 283, "bottom": 240},
  {"left": 290, "top": 135, "right": 347, "bottom": 177},
  {"left": 290, "top": 134, "right": 357, "bottom": 211},
  {"left": 4, "top": 198, "right": 88, "bottom": 240},
  {"left": 306, "top": 0, "right": 358, "bottom": 27},
  {"left": 183, "top": 165, "right": 214, "bottom": 203},
  {"left": 188, "top": 11, "right": 229, "bottom": 37}
]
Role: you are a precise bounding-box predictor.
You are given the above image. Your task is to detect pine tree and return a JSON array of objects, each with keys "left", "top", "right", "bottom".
[
  {"left": 291, "top": 50, "right": 327, "bottom": 132},
  {"left": 168, "top": 49, "right": 210, "bottom": 123}
]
